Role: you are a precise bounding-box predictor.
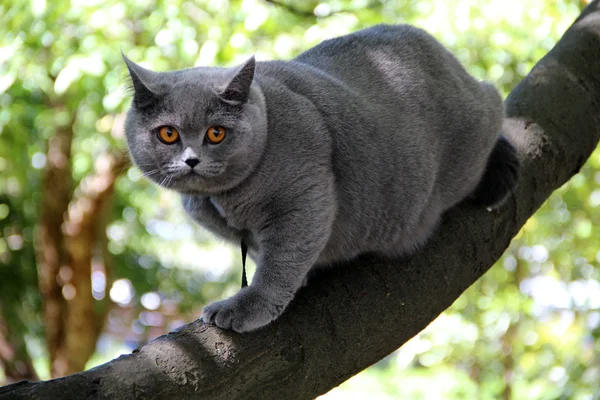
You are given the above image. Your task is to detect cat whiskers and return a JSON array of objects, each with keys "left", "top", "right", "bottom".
[
  {"left": 120, "top": 159, "right": 151, "bottom": 174},
  {"left": 152, "top": 173, "right": 174, "bottom": 196},
  {"left": 120, "top": 159, "right": 134, "bottom": 175},
  {"left": 129, "top": 167, "right": 162, "bottom": 182},
  {"left": 164, "top": 173, "right": 174, "bottom": 188},
  {"left": 158, "top": 174, "right": 168, "bottom": 187}
]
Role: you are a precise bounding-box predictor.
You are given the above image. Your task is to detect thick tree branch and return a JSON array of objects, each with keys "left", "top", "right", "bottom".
[{"left": 3, "top": 1, "right": 600, "bottom": 398}]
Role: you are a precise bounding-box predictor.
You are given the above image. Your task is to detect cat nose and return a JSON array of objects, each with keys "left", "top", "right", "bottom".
[{"left": 185, "top": 158, "right": 200, "bottom": 168}]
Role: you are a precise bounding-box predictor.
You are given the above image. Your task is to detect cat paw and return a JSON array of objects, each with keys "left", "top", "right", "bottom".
[{"left": 201, "top": 287, "right": 286, "bottom": 333}]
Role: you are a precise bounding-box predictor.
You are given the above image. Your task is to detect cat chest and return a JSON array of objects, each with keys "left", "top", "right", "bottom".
[
  {"left": 209, "top": 196, "right": 247, "bottom": 230},
  {"left": 209, "top": 196, "right": 226, "bottom": 218}
]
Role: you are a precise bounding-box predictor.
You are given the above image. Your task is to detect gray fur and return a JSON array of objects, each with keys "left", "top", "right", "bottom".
[{"left": 124, "top": 25, "right": 506, "bottom": 332}]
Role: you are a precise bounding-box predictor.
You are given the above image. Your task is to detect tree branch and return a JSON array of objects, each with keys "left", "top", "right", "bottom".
[
  {"left": 3, "top": 1, "right": 600, "bottom": 398},
  {"left": 264, "top": 0, "right": 315, "bottom": 17}
]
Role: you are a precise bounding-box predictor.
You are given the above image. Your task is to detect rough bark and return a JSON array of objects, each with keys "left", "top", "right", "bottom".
[{"left": 3, "top": 2, "right": 600, "bottom": 399}]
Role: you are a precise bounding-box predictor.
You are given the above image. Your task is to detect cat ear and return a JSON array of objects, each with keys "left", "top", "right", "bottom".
[
  {"left": 122, "top": 53, "right": 159, "bottom": 108},
  {"left": 218, "top": 56, "right": 255, "bottom": 105}
]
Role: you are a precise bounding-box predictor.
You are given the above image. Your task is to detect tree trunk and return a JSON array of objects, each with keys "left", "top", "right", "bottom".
[
  {"left": 3, "top": 1, "right": 600, "bottom": 398},
  {"left": 36, "top": 117, "right": 73, "bottom": 378},
  {"left": 59, "top": 151, "right": 128, "bottom": 375},
  {"left": 36, "top": 104, "right": 127, "bottom": 377},
  {"left": 0, "top": 315, "right": 38, "bottom": 383}
]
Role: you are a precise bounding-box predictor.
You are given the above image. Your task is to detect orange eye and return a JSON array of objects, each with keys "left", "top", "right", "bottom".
[
  {"left": 158, "top": 126, "right": 179, "bottom": 144},
  {"left": 206, "top": 126, "right": 226, "bottom": 144}
]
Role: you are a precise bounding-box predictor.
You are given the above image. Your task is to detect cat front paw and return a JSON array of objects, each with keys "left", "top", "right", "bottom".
[{"left": 201, "top": 287, "right": 287, "bottom": 333}]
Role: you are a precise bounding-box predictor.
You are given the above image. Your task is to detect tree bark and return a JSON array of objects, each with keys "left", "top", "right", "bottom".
[{"left": 4, "top": 1, "right": 600, "bottom": 399}]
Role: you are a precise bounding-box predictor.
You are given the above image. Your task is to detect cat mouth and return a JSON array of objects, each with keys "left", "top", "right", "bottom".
[
  {"left": 196, "top": 165, "right": 226, "bottom": 177},
  {"left": 184, "top": 169, "right": 220, "bottom": 178},
  {"left": 157, "top": 165, "right": 225, "bottom": 193},
  {"left": 165, "top": 173, "right": 205, "bottom": 192}
]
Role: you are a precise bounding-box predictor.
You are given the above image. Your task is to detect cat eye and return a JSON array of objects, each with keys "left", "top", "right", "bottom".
[
  {"left": 158, "top": 126, "right": 179, "bottom": 144},
  {"left": 206, "top": 126, "right": 226, "bottom": 144}
]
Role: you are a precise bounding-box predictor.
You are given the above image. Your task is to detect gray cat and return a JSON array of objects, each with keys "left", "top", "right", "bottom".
[{"left": 123, "top": 24, "right": 519, "bottom": 333}]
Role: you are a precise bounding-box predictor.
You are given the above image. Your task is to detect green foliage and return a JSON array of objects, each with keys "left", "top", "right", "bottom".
[{"left": 1, "top": 0, "right": 598, "bottom": 397}]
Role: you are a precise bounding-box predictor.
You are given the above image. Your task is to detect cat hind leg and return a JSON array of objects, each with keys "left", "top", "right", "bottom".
[{"left": 469, "top": 135, "right": 520, "bottom": 208}]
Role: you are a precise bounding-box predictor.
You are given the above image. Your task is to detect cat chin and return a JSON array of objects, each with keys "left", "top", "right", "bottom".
[{"left": 160, "top": 175, "right": 217, "bottom": 195}]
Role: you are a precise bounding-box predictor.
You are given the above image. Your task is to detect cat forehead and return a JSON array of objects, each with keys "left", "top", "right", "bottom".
[
  {"left": 158, "top": 66, "right": 228, "bottom": 88},
  {"left": 151, "top": 69, "right": 224, "bottom": 109}
]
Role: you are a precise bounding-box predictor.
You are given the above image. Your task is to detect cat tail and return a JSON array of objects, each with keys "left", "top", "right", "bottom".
[{"left": 469, "top": 135, "right": 520, "bottom": 208}]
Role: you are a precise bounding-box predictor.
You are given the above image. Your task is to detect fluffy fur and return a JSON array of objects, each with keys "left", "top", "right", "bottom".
[{"left": 123, "top": 24, "right": 519, "bottom": 332}]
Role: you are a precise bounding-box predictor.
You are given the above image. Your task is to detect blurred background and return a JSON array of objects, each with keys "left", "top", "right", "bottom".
[{"left": 0, "top": 0, "right": 599, "bottom": 398}]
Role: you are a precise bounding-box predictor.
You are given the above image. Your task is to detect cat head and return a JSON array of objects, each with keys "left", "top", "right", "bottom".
[{"left": 123, "top": 54, "right": 267, "bottom": 195}]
